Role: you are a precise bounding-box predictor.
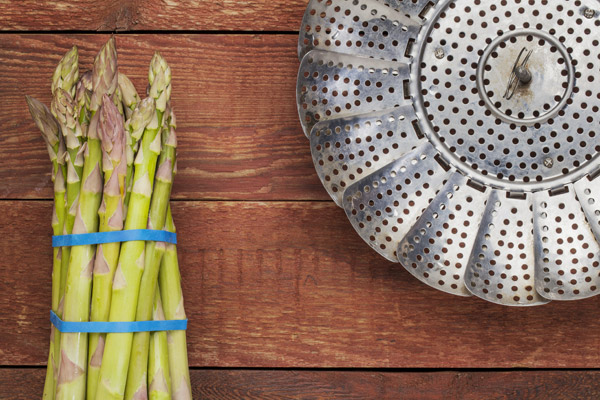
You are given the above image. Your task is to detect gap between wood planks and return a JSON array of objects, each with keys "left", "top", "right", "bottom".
[
  {"left": 0, "top": 30, "right": 300, "bottom": 35},
  {"left": 2, "top": 367, "right": 600, "bottom": 400}
]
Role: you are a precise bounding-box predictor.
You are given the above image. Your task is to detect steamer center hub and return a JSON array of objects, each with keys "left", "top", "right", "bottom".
[{"left": 413, "top": 0, "right": 600, "bottom": 191}]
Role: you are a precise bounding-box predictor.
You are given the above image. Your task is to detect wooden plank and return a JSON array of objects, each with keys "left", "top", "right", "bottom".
[
  {"left": 2, "top": 368, "right": 600, "bottom": 400},
  {"left": 1, "top": 201, "right": 600, "bottom": 368},
  {"left": 0, "top": 34, "right": 327, "bottom": 201},
  {"left": 0, "top": 1, "right": 307, "bottom": 32}
]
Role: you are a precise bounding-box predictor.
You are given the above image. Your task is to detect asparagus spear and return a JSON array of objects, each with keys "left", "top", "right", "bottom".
[
  {"left": 125, "top": 110, "right": 176, "bottom": 399},
  {"left": 79, "top": 69, "right": 93, "bottom": 117},
  {"left": 51, "top": 46, "right": 79, "bottom": 97},
  {"left": 159, "top": 207, "right": 192, "bottom": 400},
  {"left": 43, "top": 144, "right": 67, "bottom": 400},
  {"left": 119, "top": 73, "right": 141, "bottom": 119},
  {"left": 56, "top": 37, "right": 118, "bottom": 400},
  {"left": 50, "top": 88, "right": 86, "bottom": 398},
  {"left": 148, "top": 290, "right": 172, "bottom": 400},
  {"left": 87, "top": 95, "right": 127, "bottom": 400},
  {"left": 124, "top": 97, "right": 155, "bottom": 218},
  {"left": 52, "top": 88, "right": 85, "bottom": 298},
  {"left": 26, "top": 96, "right": 64, "bottom": 184},
  {"left": 26, "top": 96, "right": 67, "bottom": 400},
  {"left": 95, "top": 52, "right": 171, "bottom": 400},
  {"left": 80, "top": 70, "right": 93, "bottom": 92},
  {"left": 89, "top": 38, "right": 118, "bottom": 115},
  {"left": 49, "top": 50, "right": 82, "bottom": 389},
  {"left": 74, "top": 75, "right": 91, "bottom": 131}
]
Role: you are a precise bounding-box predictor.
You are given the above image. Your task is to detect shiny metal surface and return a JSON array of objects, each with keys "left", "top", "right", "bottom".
[
  {"left": 397, "top": 172, "right": 489, "bottom": 297},
  {"left": 464, "top": 191, "right": 550, "bottom": 306},
  {"left": 297, "top": 50, "right": 411, "bottom": 137},
  {"left": 298, "top": 0, "right": 431, "bottom": 61},
  {"left": 310, "top": 105, "right": 425, "bottom": 205},
  {"left": 343, "top": 143, "right": 452, "bottom": 261},
  {"left": 297, "top": 0, "right": 600, "bottom": 306}
]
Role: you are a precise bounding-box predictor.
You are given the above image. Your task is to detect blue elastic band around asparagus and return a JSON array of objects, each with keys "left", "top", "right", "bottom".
[
  {"left": 50, "top": 229, "right": 184, "bottom": 333},
  {"left": 50, "top": 311, "right": 187, "bottom": 333},
  {"left": 52, "top": 229, "right": 177, "bottom": 247}
]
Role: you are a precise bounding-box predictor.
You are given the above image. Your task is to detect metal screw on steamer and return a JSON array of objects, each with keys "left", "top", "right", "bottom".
[
  {"left": 297, "top": 0, "right": 600, "bottom": 306},
  {"left": 584, "top": 8, "right": 596, "bottom": 19}
]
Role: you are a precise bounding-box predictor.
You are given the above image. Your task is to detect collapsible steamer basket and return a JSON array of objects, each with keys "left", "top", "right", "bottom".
[{"left": 296, "top": 0, "right": 600, "bottom": 306}]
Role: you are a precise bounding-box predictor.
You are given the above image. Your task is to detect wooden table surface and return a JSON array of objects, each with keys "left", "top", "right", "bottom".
[{"left": 1, "top": 1, "right": 599, "bottom": 399}]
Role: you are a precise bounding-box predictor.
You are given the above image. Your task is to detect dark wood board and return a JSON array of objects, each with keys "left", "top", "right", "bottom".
[
  {"left": 2, "top": 368, "right": 600, "bottom": 400},
  {"left": 0, "top": 1, "right": 307, "bottom": 32},
  {"left": 0, "top": 34, "right": 327, "bottom": 201},
  {"left": 1, "top": 201, "right": 599, "bottom": 368},
  {"left": 1, "top": 4, "right": 599, "bottom": 397}
]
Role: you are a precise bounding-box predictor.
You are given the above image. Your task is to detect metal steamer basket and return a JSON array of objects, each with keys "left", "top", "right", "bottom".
[{"left": 296, "top": 0, "right": 600, "bottom": 306}]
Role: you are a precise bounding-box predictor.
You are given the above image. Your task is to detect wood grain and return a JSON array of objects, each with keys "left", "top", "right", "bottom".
[
  {"left": 2, "top": 368, "right": 600, "bottom": 400},
  {"left": 2, "top": 201, "right": 599, "bottom": 368},
  {"left": 0, "top": 0, "right": 307, "bottom": 32},
  {"left": 0, "top": 34, "right": 327, "bottom": 201}
]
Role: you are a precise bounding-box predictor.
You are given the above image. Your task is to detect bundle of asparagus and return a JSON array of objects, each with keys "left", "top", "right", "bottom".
[{"left": 26, "top": 37, "right": 191, "bottom": 400}]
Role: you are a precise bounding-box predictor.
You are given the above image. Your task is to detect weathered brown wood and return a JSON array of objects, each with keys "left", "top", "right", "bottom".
[
  {"left": 1, "top": 201, "right": 599, "bottom": 368},
  {"left": 2, "top": 368, "right": 600, "bottom": 400},
  {"left": 0, "top": 34, "right": 326, "bottom": 201},
  {"left": 0, "top": 1, "right": 306, "bottom": 32}
]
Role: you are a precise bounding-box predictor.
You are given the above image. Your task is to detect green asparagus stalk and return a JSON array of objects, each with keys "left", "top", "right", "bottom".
[
  {"left": 120, "top": 80, "right": 146, "bottom": 216},
  {"left": 56, "top": 37, "right": 118, "bottom": 400},
  {"left": 125, "top": 111, "right": 176, "bottom": 400},
  {"left": 44, "top": 143, "right": 67, "bottom": 400},
  {"left": 52, "top": 46, "right": 79, "bottom": 97},
  {"left": 124, "top": 240, "right": 166, "bottom": 400},
  {"left": 119, "top": 74, "right": 141, "bottom": 119},
  {"left": 26, "top": 96, "right": 67, "bottom": 400},
  {"left": 124, "top": 97, "right": 155, "bottom": 218},
  {"left": 87, "top": 95, "right": 127, "bottom": 400},
  {"left": 95, "top": 52, "right": 171, "bottom": 400},
  {"left": 50, "top": 88, "right": 86, "bottom": 398},
  {"left": 54, "top": 130, "right": 102, "bottom": 400},
  {"left": 159, "top": 207, "right": 192, "bottom": 400},
  {"left": 51, "top": 50, "right": 83, "bottom": 341},
  {"left": 148, "top": 290, "right": 172, "bottom": 400}
]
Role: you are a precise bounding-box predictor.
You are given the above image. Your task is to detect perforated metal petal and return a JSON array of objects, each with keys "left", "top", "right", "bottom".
[
  {"left": 397, "top": 173, "right": 489, "bottom": 296},
  {"left": 310, "top": 105, "right": 425, "bottom": 206},
  {"left": 465, "top": 191, "right": 549, "bottom": 306},
  {"left": 533, "top": 187, "right": 600, "bottom": 300},
  {"left": 343, "top": 143, "right": 451, "bottom": 261},
  {"left": 574, "top": 176, "right": 600, "bottom": 244},
  {"left": 297, "top": 50, "right": 411, "bottom": 136},
  {"left": 298, "top": 0, "right": 425, "bottom": 62}
]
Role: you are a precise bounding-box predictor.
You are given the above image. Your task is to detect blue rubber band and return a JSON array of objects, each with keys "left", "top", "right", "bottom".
[
  {"left": 50, "top": 311, "right": 187, "bottom": 333},
  {"left": 52, "top": 229, "right": 177, "bottom": 247}
]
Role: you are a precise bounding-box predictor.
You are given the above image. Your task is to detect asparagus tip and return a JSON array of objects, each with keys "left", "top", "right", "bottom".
[
  {"left": 52, "top": 46, "right": 79, "bottom": 96},
  {"left": 26, "top": 95, "right": 61, "bottom": 149}
]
